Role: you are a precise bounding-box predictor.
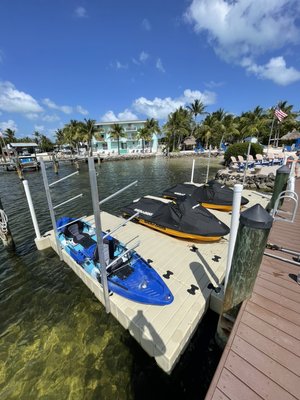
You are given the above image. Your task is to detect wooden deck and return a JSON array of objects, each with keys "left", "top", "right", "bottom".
[
  {"left": 205, "top": 179, "right": 300, "bottom": 400},
  {"left": 36, "top": 190, "right": 268, "bottom": 375}
]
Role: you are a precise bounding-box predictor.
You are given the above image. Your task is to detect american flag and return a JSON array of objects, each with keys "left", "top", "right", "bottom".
[{"left": 274, "top": 107, "right": 288, "bottom": 122}]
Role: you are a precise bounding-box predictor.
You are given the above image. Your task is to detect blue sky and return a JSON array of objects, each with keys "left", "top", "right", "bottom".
[{"left": 0, "top": 0, "right": 300, "bottom": 140}]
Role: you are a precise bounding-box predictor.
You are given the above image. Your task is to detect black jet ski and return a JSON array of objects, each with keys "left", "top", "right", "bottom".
[
  {"left": 122, "top": 195, "right": 230, "bottom": 241},
  {"left": 162, "top": 180, "right": 249, "bottom": 211}
]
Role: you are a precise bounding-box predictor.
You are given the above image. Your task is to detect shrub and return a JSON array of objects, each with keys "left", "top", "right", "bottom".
[{"left": 224, "top": 142, "right": 263, "bottom": 165}]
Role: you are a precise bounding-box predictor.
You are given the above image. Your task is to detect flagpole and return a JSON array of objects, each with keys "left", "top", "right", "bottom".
[{"left": 268, "top": 113, "right": 276, "bottom": 150}]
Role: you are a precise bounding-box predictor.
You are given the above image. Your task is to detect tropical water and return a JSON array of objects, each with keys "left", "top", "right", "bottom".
[{"left": 0, "top": 156, "right": 223, "bottom": 400}]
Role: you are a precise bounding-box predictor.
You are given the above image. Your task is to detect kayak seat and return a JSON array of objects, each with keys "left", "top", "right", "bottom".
[
  {"left": 62, "top": 220, "right": 122, "bottom": 268},
  {"left": 64, "top": 220, "right": 95, "bottom": 248}
]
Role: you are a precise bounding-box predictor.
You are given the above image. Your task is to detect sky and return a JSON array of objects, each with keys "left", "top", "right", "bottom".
[{"left": 0, "top": 0, "right": 300, "bottom": 140}]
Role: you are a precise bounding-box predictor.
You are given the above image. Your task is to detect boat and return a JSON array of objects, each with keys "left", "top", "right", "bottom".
[
  {"left": 18, "top": 155, "right": 40, "bottom": 171},
  {"left": 6, "top": 155, "right": 40, "bottom": 171},
  {"left": 56, "top": 217, "right": 173, "bottom": 306},
  {"left": 121, "top": 195, "right": 230, "bottom": 241},
  {"left": 162, "top": 180, "right": 249, "bottom": 212}
]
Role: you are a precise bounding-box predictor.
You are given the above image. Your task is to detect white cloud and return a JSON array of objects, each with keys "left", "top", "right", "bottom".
[
  {"left": 0, "top": 81, "right": 43, "bottom": 114},
  {"left": 243, "top": 56, "right": 300, "bottom": 85},
  {"left": 118, "top": 109, "right": 138, "bottom": 120},
  {"left": 156, "top": 58, "right": 165, "bottom": 73},
  {"left": 42, "top": 114, "right": 61, "bottom": 122},
  {"left": 75, "top": 6, "right": 87, "bottom": 18},
  {"left": 140, "top": 51, "right": 149, "bottom": 63},
  {"left": 101, "top": 109, "right": 138, "bottom": 122},
  {"left": 61, "top": 105, "right": 73, "bottom": 114},
  {"left": 141, "top": 18, "right": 151, "bottom": 31},
  {"left": 42, "top": 98, "right": 73, "bottom": 114},
  {"left": 205, "top": 80, "right": 225, "bottom": 89},
  {"left": 0, "top": 119, "right": 18, "bottom": 132},
  {"left": 116, "top": 61, "right": 128, "bottom": 70},
  {"left": 185, "top": 0, "right": 300, "bottom": 84},
  {"left": 132, "top": 89, "right": 216, "bottom": 120},
  {"left": 110, "top": 61, "right": 128, "bottom": 70},
  {"left": 185, "top": 0, "right": 300, "bottom": 60},
  {"left": 34, "top": 125, "right": 45, "bottom": 132},
  {"left": 25, "top": 113, "right": 39, "bottom": 120},
  {"left": 101, "top": 111, "right": 118, "bottom": 122},
  {"left": 76, "top": 105, "right": 89, "bottom": 115}
]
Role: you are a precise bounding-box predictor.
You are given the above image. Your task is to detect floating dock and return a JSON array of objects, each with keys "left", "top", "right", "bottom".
[
  {"left": 205, "top": 179, "right": 300, "bottom": 399},
  {"left": 37, "top": 190, "right": 268, "bottom": 374}
]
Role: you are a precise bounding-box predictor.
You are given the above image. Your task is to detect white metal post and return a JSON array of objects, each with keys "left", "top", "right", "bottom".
[
  {"left": 242, "top": 142, "right": 251, "bottom": 186},
  {"left": 22, "top": 180, "right": 41, "bottom": 239},
  {"left": 39, "top": 158, "right": 63, "bottom": 260},
  {"left": 224, "top": 184, "right": 243, "bottom": 289},
  {"left": 88, "top": 157, "right": 110, "bottom": 314},
  {"left": 205, "top": 145, "right": 212, "bottom": 183},
  {"left": 190, "top": 159, "right": 195, "bottom": 183}
]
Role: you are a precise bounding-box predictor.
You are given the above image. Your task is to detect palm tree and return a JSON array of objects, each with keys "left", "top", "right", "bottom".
[
  {"left": 138, "top": 118, "right": 160, "bottom": 152},
  {"left": 108, "top": 123, "right": 126, "bottom": 155},
  {"left": 187, "top": 99, "right": 207, "bottom": 135},
  {"left": 197, "top": 114, "right": 221, "bottom": 149},
  {"left": 62, "top": 119, "right": 83, "bottom": 152},
  {"left": 163, "top": 107, "right": 192, "bottom": 152},
  {"left": 33, "top": 130, "right": 41, "bottom": 145},
  {"left": 55, "top": 129, "right": 65, "bottom": 146},
  {"left": 187, "top": 99, "right": 207, "bottom": 121},
  {"left": 4, "top": 128, "right": 16, "bottom": 144},
  {"left": 80, "top": 118, "right": 97, "bottom": 156},
  {"left": 238, "top": 106, "right": 270, "bottom": 146},
  {"left": 39, "top": 135, "right": 54, "bottom": 152},
  {"left": 137, "top": 127, "right": 152, "bottom": 152}
]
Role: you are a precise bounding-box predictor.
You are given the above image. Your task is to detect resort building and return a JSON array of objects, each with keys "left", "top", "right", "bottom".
[{"left": 93, "top": 120, "right": 159, "bottom": 154}]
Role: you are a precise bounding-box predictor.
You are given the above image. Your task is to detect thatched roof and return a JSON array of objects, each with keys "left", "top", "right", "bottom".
[
  {"left": 280, "top": 129, "right": 300, "bottom": 140},
  {"left": 183, "top": 136, "right": 196, "bottom": 146}
]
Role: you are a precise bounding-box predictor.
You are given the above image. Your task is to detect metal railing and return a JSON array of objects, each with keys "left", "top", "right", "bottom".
[{"left": 270, "top": 190, "right": 298, "bottom": 223}]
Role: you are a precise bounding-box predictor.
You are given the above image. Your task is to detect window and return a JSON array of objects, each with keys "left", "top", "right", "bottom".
[{"left": 121, "top": 142, "right": 127, "bottom": 149}]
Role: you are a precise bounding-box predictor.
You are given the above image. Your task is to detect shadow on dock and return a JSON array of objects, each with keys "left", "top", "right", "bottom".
[{"left": 129, "top": 310, "right": 166, "bottom": 357}]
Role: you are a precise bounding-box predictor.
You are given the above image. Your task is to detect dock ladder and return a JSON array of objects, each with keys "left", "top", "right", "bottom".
[{"left": 270, "top": 189, "right": 298, "bottom": 223}]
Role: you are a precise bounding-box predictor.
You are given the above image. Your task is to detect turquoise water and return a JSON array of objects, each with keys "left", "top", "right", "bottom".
[{"left": 0, "top": 156, "right": 222, "bottom": 399}]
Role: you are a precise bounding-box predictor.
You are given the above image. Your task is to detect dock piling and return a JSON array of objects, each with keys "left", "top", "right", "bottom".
[
  {"left": 52, "top": 153, "right": 59, "bottom": 174},
  {"left": 266, "top": 164, "right": 290, "bottom": 212},
  {"left": 0, "top": 196, "right": 15, "bottom": 251},
  {"left": 15, "top": 157, "right": 24, "bottom": 180},
  {"left": 216, "top": 204, "right": 273, "bottom": 348}
]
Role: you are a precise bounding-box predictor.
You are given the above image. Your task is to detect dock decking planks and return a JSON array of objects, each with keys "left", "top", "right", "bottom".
[{"left": 205, "top": 179, "right": 300, "bottom": 400}]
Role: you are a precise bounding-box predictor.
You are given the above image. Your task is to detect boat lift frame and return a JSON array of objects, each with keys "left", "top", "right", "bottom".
[
  {"left": 40, "top": 158, "right": 82, "bottom": 261},
  {"left": 87, "top": 157, "right": 139, "bottom": 313},
  {"left": 40, "top": 156, "right": 140, "bottom": 314}
]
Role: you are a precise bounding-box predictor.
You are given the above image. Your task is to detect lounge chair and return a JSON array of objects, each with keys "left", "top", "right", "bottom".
[
  {"left": 230, "top": 156, "right": 244, "bottom": 172},
  {"left": 239, "top": 154, "right": 255, "bottom": 169},
  {"left": 255, "top": 154, "right": 269, "bottom": 165},
  {"left": 276, "top": 153, "right": 285, "bottom": 164},
  {"left": 266, "top": 153, "right": 275, "bottom": 165}
]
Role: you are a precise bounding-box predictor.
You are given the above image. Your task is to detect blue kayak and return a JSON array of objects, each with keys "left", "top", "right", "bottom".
[{"left": 56, "top": 217, "right": 173, "bottom": 306}]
